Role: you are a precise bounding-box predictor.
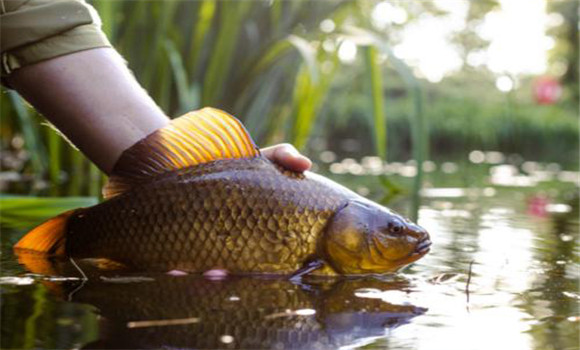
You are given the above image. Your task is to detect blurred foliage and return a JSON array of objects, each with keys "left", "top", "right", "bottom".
[
  {"left": 0, "top": 0, "right": 426, "bottom": 198},
  {"left": 546, "top": 0, "right": 579, "bottom": 106},
  {"left": 0, "top": 0, "right": 577, "bottom": 200},
  {"left": 0, "top": 195, "right": 98, "bottom": 229},
  {"left": 326, "top": 66, "right": 578, "bottom": 164}
]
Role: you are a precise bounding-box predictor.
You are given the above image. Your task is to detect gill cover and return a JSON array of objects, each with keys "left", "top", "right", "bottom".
[{"left": 103, "top": 107, "right": 260, "bottom": 199}]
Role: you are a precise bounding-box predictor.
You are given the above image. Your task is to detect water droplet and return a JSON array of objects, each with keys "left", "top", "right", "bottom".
[
  {"left": 483, "top": 187, "right": 496, "bottom": 197},
  {"left": 295, "top": 309, "right": 316, "bottom": 316},
  {"left": 546, "top": 204, "right": 572, "bottom": 214},
  {"left": 485, "top": 151, "right": 505, "bottom": 164},
  {"left": 0, "top": 277, "right": 34, "bottom": 285},
  {"left": 319, "top": 151, "right": 336, "bottom": 163},
  {"left": 422, "top": 161, "right": 436, "bottom": 172},
  {"left": 329, "top": 163, "right": 346, "bottom": 174},
  {"left": 220, "top": 335, "right": 234, "bottom": 344},
  {"left": 319, "top": 19, "right": 335, "bottom": 33},
  {"left": 562, "top": 291, "right": 580, "bottom": 299},
  {"left": 356, "top": 187, "right": 369, "bottom": 196},
  {"left": 469, "top": 150, "right": 485, "bottom": 163},
  {"left": 441, "top": 162, "right": 458, "bottom": 174},
  {"left": 167, "top": 270, "right": 187, "bottom": 276}
]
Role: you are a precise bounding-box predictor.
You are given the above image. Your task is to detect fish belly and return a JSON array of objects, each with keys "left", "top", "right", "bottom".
[{"left": 66, "top": 158, "right": 348, "bottom": 273}]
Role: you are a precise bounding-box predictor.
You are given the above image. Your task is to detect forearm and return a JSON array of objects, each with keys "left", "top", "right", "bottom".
[
  {"left": 7, "top": 48, "right": 169, "bottom": 174},
  {"left": 2, "top": 0, "right": 310, "bottom": 176}
]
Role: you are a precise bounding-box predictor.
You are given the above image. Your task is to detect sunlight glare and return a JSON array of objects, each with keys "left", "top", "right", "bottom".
[
  {"left": 338, "top": 40, "right": 357, "bottom": 64},
  {"left": 390, "top": 0, "right": 550, "bottom": 82},
  {"left": 393, "top": 15, "right": 463, "bottom": 82},
  {"left": 495, "top": 76, "right": 514, "bottom": 92},
  {"left": 479, "top": 0, "right": 549, "bottom": 75},
  {"left": 372, "top": 2, "right": 408, "bottom": 28}
]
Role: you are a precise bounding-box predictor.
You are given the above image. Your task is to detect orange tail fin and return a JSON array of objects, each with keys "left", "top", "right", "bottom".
[{"left": 14, "top": 210, "right": 76, "bottom": 255}]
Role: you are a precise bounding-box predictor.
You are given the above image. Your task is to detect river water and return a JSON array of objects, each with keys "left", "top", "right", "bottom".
[{"left": 1, "top": 160, "right": 578, "bottom": 349}]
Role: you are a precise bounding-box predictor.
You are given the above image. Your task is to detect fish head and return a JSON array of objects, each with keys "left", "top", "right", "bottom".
[{"left": 323, "top": 200, "right": 431, "bottom": 274}]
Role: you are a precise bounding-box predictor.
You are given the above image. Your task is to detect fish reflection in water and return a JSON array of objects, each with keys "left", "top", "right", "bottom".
[{"left": 52, "top": 273, "right": 426, "bottom": 349}]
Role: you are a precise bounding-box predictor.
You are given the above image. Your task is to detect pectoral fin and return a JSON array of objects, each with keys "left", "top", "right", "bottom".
[{"left": 290, "top": 260, "right": 326, "bottom": 281}]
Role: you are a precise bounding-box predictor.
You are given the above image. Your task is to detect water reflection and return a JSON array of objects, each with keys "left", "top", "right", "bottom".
[
  {"left": 42, "top": 275, "right": 424, "bottom": 349},
  {"left": 2, "top": 159, "right": 578, "bottom": 350},
  {"left": 409, "top": 186, "right": 579, "bottom": 350}
]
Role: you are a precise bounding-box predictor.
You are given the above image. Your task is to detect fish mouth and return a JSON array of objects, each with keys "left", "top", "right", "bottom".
[{"left": 414, "top": 238, "right": 432, "bottom": 255}]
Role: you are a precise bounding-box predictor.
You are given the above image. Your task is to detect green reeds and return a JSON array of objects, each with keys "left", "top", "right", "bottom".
[
  {"left": 364, "top": 46, "right": 387, "bottom": 159},
  {"left": 2, "top": 0, "right": 428, "bottom": 213},
  {"left": 0, "top": 195, "right": 98, "bottom": 228},
  {"left": 8, "top": 92, "right": 46, "bottom": 176},
  {"left": 46, "top": 127, "right": 62, "bottom": 196},
  {"left": 289, "top": 35, "right": 337, "bottom": 150},
  {"left": 342, "top": 26, "right": 428, "bottom": 220},
  {"left": 23, "top": 285, "right": 47, "bottom": 350}
]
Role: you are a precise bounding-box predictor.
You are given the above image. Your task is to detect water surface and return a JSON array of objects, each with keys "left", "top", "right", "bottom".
[{"left": 1, "top": 162, "right": 578, "bottom": 349}]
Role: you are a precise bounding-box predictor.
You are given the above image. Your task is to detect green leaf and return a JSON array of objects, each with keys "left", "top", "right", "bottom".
[
  {"left": 8, "top": 92, "right": 46, "bottom": 175},
  {"left": 164, "top": 39, "right": 199, "bottom": 114},
  {"left": 0, "top": 195, "right": 98, "bottom": 229},
  {"left": 287, "top": 35, "right": 319, "bottom": 83},
  {"left": 364, "top": 46, "right": 387, "bottom": 159}
]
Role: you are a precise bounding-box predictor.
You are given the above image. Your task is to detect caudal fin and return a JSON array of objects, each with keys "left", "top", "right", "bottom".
[{"left": 14, "top": 210, "right": 75, "bottom": 255}]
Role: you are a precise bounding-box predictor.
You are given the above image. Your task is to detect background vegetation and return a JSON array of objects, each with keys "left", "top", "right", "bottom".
[{"left": 0, "top": 0, "right": 577, "bottom": 201}]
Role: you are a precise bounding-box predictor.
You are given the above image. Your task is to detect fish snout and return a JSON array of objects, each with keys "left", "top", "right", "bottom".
[
  {"left": 405, "top": 223, "right": 431, "bottom": 254},
  {"left": 415, "top": 236, "right": 432, "bottom": 255}
]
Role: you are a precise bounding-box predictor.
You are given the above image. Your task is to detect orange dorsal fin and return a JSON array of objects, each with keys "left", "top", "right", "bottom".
[
  {"left": 103, "top": 107, "right": 260, "bottom": 199},
  {"left": 14, "top": 210, "right": 75, "bottom": 255}
]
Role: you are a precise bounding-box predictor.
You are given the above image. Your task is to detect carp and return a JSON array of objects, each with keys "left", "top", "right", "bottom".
[{"left": 14, "top": 108, "right": 430, "bottom": 276}]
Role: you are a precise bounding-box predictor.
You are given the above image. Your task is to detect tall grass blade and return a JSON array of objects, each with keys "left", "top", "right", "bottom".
[
  {"left": 23, "top": 285, "right": 46, "bottom": 349},
  {"left": 187, "top": 0, "right": 216, "bottom": 74},
  {"left": 341, "top": 26, "right": 428, "bottom": 220},
  {"left": 68, "top": 150, "right": 85, "bottom": 196},
  {"left": 290, "top": 39, "right": 338, "bottom": 150},
  {"left": 88, "top": 163, "right": 102, "bottom": 198},
  {"left": 287, "top": 35, "right": 319, "bottom": 83},
  {"left": 0, "top": 195, "right": 98, "bottom": 228},
  {"left": 165, "top": 39, "right": 199, "bottom": 114},
  {"left": 7, "top": 92, "right": 46, "bottom": 175},
  {"left": 364, "top": 46, "right": 387, "bottom": 159},
  {"left": 93, "top": 0, "right": 116, "bottom": 40},
  {"left": 142, "top": 1, "right": 178, "bottom": 89},
  {"left": 202, "top": 2, "right": 253, "bottom": 105},
  {"left": 47, "top": 128, "right": 62, "bottom": 195}
]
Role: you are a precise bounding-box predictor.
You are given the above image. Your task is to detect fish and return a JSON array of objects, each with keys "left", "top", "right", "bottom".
[
  {"left": 14, "top": 107, "right": 431, "bottom": 276},
  {"left": 47, "top": 274, "right": 426, "bottom": 349}
]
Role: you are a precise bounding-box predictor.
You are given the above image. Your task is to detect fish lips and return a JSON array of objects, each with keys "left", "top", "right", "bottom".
[{"left": 415, "top": 237, "right": 432, "bottom": 255}]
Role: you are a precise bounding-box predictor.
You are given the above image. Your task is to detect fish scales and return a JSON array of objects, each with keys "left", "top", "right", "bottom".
[
  {"left": 66, "top": 158, "right": 348, "bottom": 273},
  {"left": 15, "top": 107, "right": 430, "bottom": 276}
]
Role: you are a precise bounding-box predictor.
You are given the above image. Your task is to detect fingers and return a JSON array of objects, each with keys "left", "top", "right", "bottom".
[{"left": 261, "top": 143, "right": 312, "bottom": 172}]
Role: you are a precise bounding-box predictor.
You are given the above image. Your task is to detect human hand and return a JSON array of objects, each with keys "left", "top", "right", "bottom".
[{"left": 261, "top": 143, "right": 312, "bottom": 172}]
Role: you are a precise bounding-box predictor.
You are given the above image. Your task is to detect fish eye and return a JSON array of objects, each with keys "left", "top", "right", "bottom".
[{"left": 388, "top": 220, "right": 404, "bottom": 234}]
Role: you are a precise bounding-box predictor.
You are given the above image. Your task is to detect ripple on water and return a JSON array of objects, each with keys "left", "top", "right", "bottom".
[{"left": 1, "top": 180, "right": 578, "bottom": 350}]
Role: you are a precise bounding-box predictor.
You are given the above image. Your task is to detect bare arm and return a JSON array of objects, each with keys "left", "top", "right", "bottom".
[
  {"left": 7, "top": 48, "right": 169, "bottom": 174},
  {"left": 8, "top": 48, "right": 311, "bottom": 174}
]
